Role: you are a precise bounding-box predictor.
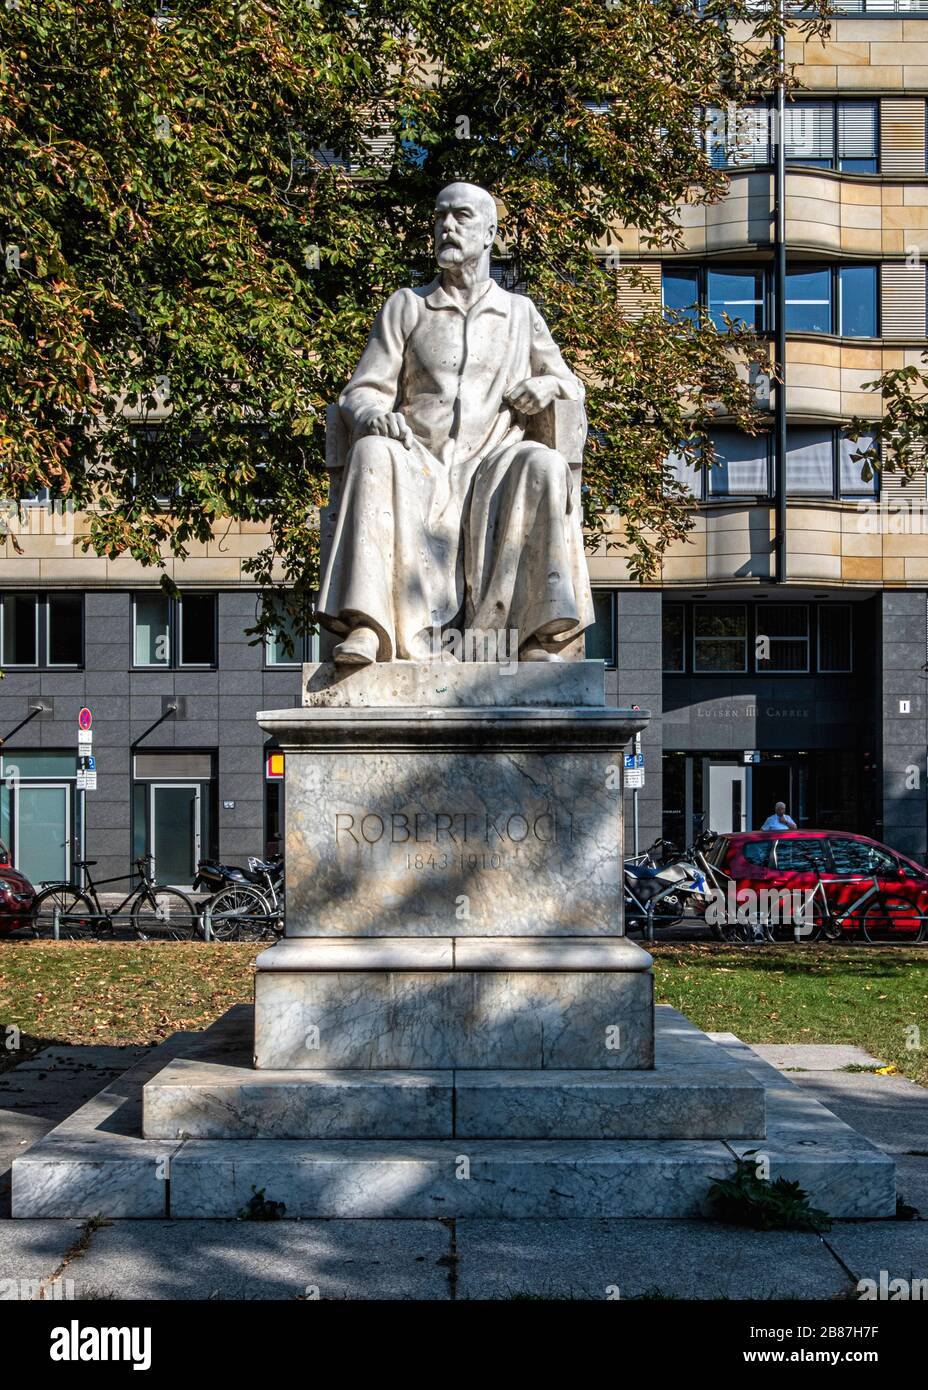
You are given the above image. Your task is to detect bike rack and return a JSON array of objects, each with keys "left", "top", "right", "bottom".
[{"left": 50, "top": 906, "right": 204, "bottom": 941}]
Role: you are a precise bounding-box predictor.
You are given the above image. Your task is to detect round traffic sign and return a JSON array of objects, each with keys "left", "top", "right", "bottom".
[{"left": 78, "top": 707, "right": 93, "bottom": 731}]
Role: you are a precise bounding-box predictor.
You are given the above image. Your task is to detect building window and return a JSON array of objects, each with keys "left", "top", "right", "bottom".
[
  {"left": 662, "top": 266, "right": 766, "bottom": 332},
  {"left": 785, "top": 264, "right": 878, "bottom": 337},
  {"left": 785, "top": 101, "right": 878, "bottom": 173},
  {"left": 786, "top": 428, "right": 835, "bottom": 496},
  {"left": 670, "top": 263, "right": 877, "bottom": 338},
  {"left": 0, "top": 594, "right": 83, "bottom": 668},
  {"left": 584, "top": 590, "right": 617, "bottom": 668},
  {"left": 134, "top": 594, "right": 169, "bottom": 666},
  {"left": 666, "top": 430, "right": 772, "bottom": 501},
  {"left": 785, "top": 267, "right": 831, "bottom": 334},
  {"left": 707, "top": 430, "right": 770, "bottom": 497},
  {"left": 665, "top": 445, "right": 701, "bottom": 497},
  {"left": 706, "top": 104, "right": 769, "bottom": 168},
  {"left": 755, "top": 604, "right": 810, "bottom": 673},
  {"left": 785, "top": 427, "right": 878, "bottom": 499},
  {"left": 839, "top": 265, "right": 878, "bottom": 337},
  {"left": 265, "top": 605, "right": 319, "bottom": 666},
  {"left": 670, "top": 601, "right": 853, "bottom": 677},
  {"left": 178, "top": 594, "right": 217, "bottom": 667},
  {"left": 693, "top": 603, "right": 748, "bottom": 672},
  {"left": 707, "top": 268, "right": 766, "bottom": 333},
  {"left": 818, "top": 604, "right": 852, "bottom": 673},
  {"left": 662, "top": 604, "right": 685, "bottom": 672},
  {"left": 133, "top": 593, "right": 217, "bottom": 668},
  {"left": 662, "top": 267, "right": 700, "bottom": 324},
  {"left": 704, "top": 100, "right": 878, "bottom": 174},
  {"left": 839, "top": 430, "right": 878, "bottom": 498}
]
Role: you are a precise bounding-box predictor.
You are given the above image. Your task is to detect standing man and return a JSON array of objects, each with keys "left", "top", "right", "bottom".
[
  {"left": 761, "top": 802, "right": 797, "bottom": 831},
  {"left": 317, "top": 181, "right": 595, "bottom": 666}
]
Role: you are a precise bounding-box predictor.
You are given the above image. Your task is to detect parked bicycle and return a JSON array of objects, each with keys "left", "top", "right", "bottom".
[
  {"left": 195, "top": 855, "right": 284, "bottom": 941},
  {"left": 30, "top": 855, "right": 200, "bottom": 940},
  {"left": 762, "top": 874, "right": 924, "bottom": 946}
]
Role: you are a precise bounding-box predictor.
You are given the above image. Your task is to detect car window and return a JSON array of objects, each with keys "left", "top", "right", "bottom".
[
  {"left": 828, "top": 838, "right": 896, "bottom": 875},
  {"left": 742, "top": 841, "right": 772, "bottom": 868},
  {"left": 773, "top": 838, "right": 831, "bottom": 872}
]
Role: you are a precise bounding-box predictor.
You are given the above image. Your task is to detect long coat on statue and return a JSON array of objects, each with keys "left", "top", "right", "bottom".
[{"left": 317, "top": 276, "right": 595, "bottom": 661}]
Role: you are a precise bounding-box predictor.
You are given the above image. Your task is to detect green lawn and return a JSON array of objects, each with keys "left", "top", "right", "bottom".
[
  {"left": 651, "top": 942, "right": 928, "bottom": 1086},
  {"left": 1, "top": 940, "right": 926, "bottom": 1086}
]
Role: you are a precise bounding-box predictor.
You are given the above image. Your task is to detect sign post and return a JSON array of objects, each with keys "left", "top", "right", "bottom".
[
  {"left": 624, "top": 730, "right": 645, "bottom": 856},
  {"left": 76, "top": 709, "right": 94, "bottom": 787}
]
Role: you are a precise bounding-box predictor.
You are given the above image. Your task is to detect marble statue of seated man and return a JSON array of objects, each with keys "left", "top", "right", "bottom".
[{"left": 317, "top": 181, "right": 595, "bottom": 665}]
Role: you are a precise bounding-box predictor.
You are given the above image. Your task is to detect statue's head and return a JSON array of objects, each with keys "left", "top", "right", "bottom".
[{"left": 433, "top": 183, "right": 497, "bottom": 278}]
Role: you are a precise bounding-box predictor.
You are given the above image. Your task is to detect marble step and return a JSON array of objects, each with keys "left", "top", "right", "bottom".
[
  {"left": 12, "top": 1006, "right": 896, "bottom": 1220},
  {"left": 142, "top": 1061, "right": 766, "bottom": 1141},
  {"left": 168, "top": 1138, "right": 735, "bottom": 1218}
]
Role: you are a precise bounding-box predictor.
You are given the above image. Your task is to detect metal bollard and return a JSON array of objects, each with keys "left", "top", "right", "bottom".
[
  {"left": 202, "top": 902, "right": 212, "bottom": 942},
  {"left": 53, "top": 906, "right": 60, "bottom": 941}
]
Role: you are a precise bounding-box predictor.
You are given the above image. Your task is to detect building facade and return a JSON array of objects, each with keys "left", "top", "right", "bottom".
[
  {"left": 0, "top": 553, "right": 315, "bottom": 891},
  {"left": 3, "top": 9, "right": 928, "bottom": 893},
  {"left": 593, "top": 9, "right": 928, "bottom": 863}
]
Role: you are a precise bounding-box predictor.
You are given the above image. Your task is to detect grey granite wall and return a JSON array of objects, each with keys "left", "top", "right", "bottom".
[
  {"left": 0, "top": 590, "right": 301, "bottom": 887},
  {"left": 879, "top": 590, "right": 928, "bottom": 862},
  {"left": 605, "top": 590, "right": 662, "bottom": 855}
]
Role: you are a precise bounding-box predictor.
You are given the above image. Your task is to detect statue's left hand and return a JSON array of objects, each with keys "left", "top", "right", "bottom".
[{"left": 506, "top": 376, "right": 561, "bottom": 416}]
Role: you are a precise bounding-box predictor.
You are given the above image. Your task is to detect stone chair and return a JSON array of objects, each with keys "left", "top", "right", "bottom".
[{"left": 319, "top": 397, "right": 588, "bottom": 659}]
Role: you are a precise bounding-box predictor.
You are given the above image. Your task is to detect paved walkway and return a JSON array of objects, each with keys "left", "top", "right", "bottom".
[{"left": 0, "top": 1041, "right": 924, "bottom": 1300}]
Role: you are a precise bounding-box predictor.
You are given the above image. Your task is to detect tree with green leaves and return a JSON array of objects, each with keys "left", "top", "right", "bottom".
[{"left": 0, "top": 0, "right": 828, "bottom": 640}]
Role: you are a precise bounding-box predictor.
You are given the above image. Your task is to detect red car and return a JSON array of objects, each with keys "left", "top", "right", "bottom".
[
  {"left": 704, "top": 830, "right": 928, "bottom": 942},
  {"left": 0, "top": 840, "right": 37, "bottom": 934}
]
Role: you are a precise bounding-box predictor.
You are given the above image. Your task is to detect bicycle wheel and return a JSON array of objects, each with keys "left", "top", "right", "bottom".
[
  {"left": 718, "top": 918, "right": 758, "bottom": 945},
  {"left": 131, "top": 887, "right": 200, "bottom": 941},
  {"left": 762, "top": 908, "right": 830, "bottom": 944},
  {"left": 204, "top": 885, "right": 269, "bottom": 941},
  {"left": 862, "top": 897, "right": 924, "bottom": 946},
  {"left": 31, "top": 885, "right": 98, "bottom": 939}
]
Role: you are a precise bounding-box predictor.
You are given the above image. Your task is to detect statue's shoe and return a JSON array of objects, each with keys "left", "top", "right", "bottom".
[
  {"left": 333, "top": 625, "right": 379, "bottom": 666},
  {"left": 520, "top": 643, "right": 564, "bottom": 662}
]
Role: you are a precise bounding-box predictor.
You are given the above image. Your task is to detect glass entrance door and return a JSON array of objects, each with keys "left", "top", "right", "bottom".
[
  {"left": 150, "top": 783, "right": 201, "bottom": 887},
  {"left": 15, "top": 783, "right": 70, "bottom": 886}
]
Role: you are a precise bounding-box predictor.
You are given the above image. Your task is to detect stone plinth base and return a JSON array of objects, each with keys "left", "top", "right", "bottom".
[
  {"left": 147, "top": 986, "right": 766, "bottom": 1141},
  {"left": 12, "top": 1007, "right": 896, "bottom": 1220},
  {"left": 252, "top": 936, "right": 654, "bottom": 1071},
  {"left": 259, "top": 661, "right": 645, "bottom": 939}
]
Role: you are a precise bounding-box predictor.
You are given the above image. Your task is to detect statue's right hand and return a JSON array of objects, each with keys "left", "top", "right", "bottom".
[{"left": 361, "top": 411, "right": 414, "bottom": 449}]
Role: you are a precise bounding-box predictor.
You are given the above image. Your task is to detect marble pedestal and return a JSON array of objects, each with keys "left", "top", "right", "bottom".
[
  {"left": 252, "top": 661, "right": 652, "bottom": 1086},
  {"left": 10, "top": 662, "right": 896, "bottom": 1219}
]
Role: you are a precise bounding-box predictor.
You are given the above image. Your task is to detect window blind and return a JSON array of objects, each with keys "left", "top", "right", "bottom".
[
  {"left": 708, "top": 430, "right": 769, "bottom": 495},
  {"left": 838, "top": 104, "right": 877, "bottom": 160},
  {"left": 840, "top": 432, "right": 878, "bottom": 496},
  {"left": 707, "top": 105, "right": 768, "bottom": 168},
  {"left": 880, "top": 98, "right": 925, "bottom": 174},
  {"left": 786, "top": 429, "right": 834, "bottom": 495},
  {"left": 785, "top": 104, "right": 834, "bottom": 162},
  {"left": 666, "top": 448, "right": 701, "bottom": 497}
]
